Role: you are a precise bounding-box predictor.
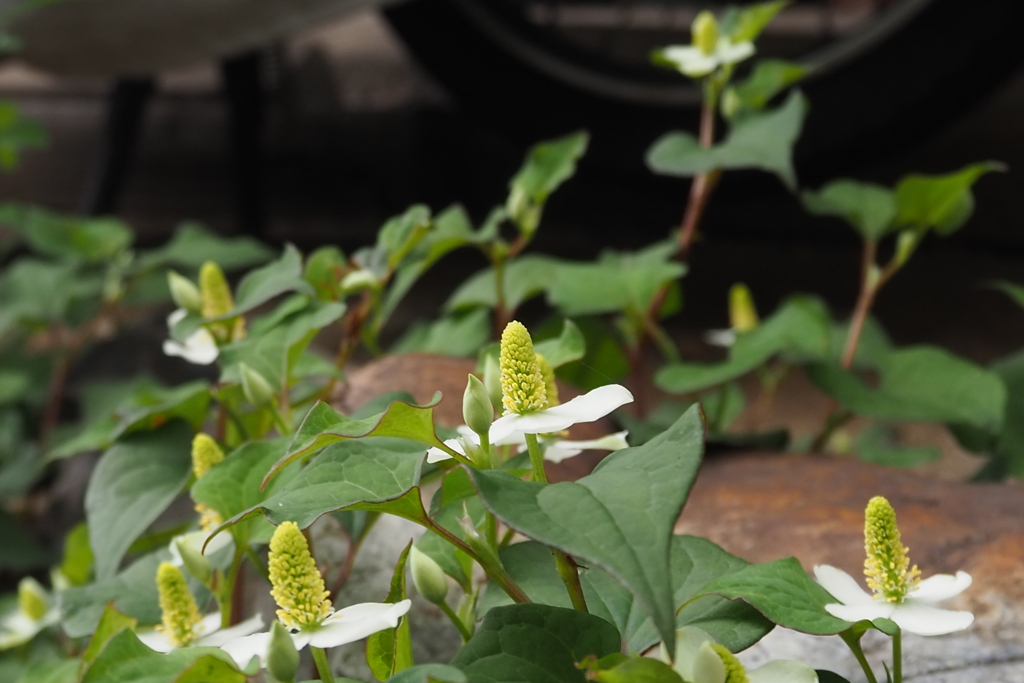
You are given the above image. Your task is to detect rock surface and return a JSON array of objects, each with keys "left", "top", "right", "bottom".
[{"left": 676, "top": 453, "right": 1024, "bottom": 682}]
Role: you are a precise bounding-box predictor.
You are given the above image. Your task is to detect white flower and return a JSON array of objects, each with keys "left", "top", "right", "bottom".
[
  {"left": 163, "top": 309, "right": 219, "bottom": 365},
  {"left": 703, "top": 328, "right": 737, "bottom": 348},
  {"left": 219, "top": 600, "right": 411, "bottom": 669},
  {"left": 814, "top": 564, "right": 974, "bottom": 636},
  {"left": 0, "top": 578, "right": 59, "bottom": 650},
  {"left": 426, "top": 425, "right": 629, "bottom": 465},
  {"left": 660, "top": 626, "right": 818, "bottom": 683},
  {"left": 168, "top": 529, "right": 233, "bottom": 568},
  {"left": 137, "top": 613, "right": 264, "bottom": 653},
  {"left": 660, "top": 626, "right": 817, "bottom": 683},
  {"left": 660, "top": 39, "right": 755, "bottom": 78},
  {"left": 488, "top": 384, "right": 634, "bottom": 443}
]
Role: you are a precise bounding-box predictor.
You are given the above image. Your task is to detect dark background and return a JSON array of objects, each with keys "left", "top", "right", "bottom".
[{"left": 2, "top": 8, "right": 1023, "bottom": 361}]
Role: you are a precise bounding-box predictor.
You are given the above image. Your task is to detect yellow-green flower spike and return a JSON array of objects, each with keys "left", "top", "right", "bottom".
[
  {"left": 728, "top": 283, "right": 759, "bottom": 333},
  {"left": 864, "top": 495, "right": 921, "bottom": 603},
  {"left": 499, "top": 321, "right": 547, "bottom": 415},
  {"left": 711, "top": 643, "right": 750, "bottom": 683},
  {"left": 268, "top": 522, "right": 332, "bottom": 630},
  {"left": 196, "top": 504, "right": 223, "bottom": 532},
  {"left": 198, "top": 261, "right": 245, "bottom": 343},
  {"left": 156, "top": 562, "right": 203, "bottom": 647},
  {"left": 199, "top": 261, "right": 235, "bottom": 320},
  {"left": 191, "top": 433, "right": 224, "bottom": 480},
  {"left": 536, "top": 353, "right": 559, "bottom": 407},
  {"left": 17, "top": 578, "right": 48, "bottom": 621},
  {"left": 692, "top": 10, "right": 719, "bottom": 56}
]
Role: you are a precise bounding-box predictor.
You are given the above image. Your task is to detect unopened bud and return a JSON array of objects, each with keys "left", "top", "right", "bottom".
[
  {"left": 240, "top": 362, "right": 276, "bottom": 408},
  {"left": 410, "top": 546, "right": 449, "bottom": 606},
  {"left": 463, "top": 374, "right": 494, "bottom": 437},
  {"left": 340, "top": 269, "right": 379, "bottom": 296},
  {"left": 17, "top": 577, "right": 48, "bottom": 621},
  {"left": 893, "top": 230, "right": 918, "bottom": 270},
  {"left": 167, "top": 271, "right": 202, "bottom": 313},
  {"left": 266, "top": 621, "right": 300, "bottom": 683},
  {"left": 728, "top": 283, "right": 759, "bottom": 333},
  {"left": 174, "top": 537, "right": 212, "bottom": 584},
  {"left": 692, "top": 11, "right": 719, "bottom": 56}
]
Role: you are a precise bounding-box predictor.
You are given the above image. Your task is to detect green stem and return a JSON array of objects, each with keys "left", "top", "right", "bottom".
[
  {"left": 809, "top": 409, "right": 854, "bottom": 454},
  {"left": 439, "top": 599, "right": 473, "bottom": 643},
  {"left": 839, "top": 630, "right": 879, "bottom": 683},
  {"left": 438, "top": 441, "right": 477, "bottom": 469},
  {"left": 220, "top": 547, "right": 245, "bottom": 629},
  {"left": 524, "top": 433, "right": 547, "bottom": 483},
  {"left": 311, "top": 646, "right": 336, "bottom": 683},
  {"left": 525, "top": 433, "right": 587, "bottom": 612},
  {"left": 425, "top": 518, "right": 530, "bottom": 604},
  {"left": 552, "top": 550, "right": 588, "bottom": 613},
  {"left": 243, "top": 545, "right": 270, "bottom": 583},
  {"left": 892, "top": 628, "right": 902, "bottom": 683},
  {"left": 271, "top": 407, "right": 292, "bottom": 437}
]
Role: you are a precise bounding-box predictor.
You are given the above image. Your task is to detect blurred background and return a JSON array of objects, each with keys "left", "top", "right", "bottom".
[{"left": 2, "top": 0, "right": 1023, "bottom": 360}]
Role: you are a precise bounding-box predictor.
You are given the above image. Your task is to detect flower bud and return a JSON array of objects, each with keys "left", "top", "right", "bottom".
[
  {"left": 199, "top": 261, "right": 234, "bottom": 320},
  {"left": 167, "top": 270, "right": 202, "bottom": 313},
  {"left": 893, "top": 230, "right": 918, "bottom": 270},
  {"left": 340, "top": 269, "right": 379, "bottom": 297},
  {"left": 728, "top": 283, "right": 759, "bottom": 333},
  {"left": 17, "top": 577, "right": 48, "bottom": 621},
  {"left": 410, "top": 546, "right": 449, "bottom": 606},
  {"left": 266, "top": 620, "right": 299, "bottom": 683},
  {"left": 692, "top": 11, "right": 719, "bottom": 56},
  {"left": 463, "top": 374, "right": 494, "bottom": 437},
  {"left": 174, "top": 537, "right": 212, "bottom": 584},
  {"left": 240, "top": 363, "right": 276, "bottom": 408}
]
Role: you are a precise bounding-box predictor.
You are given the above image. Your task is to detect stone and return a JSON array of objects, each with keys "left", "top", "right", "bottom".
[{"left": 676, "top": 453, "right": 1024, "bottom": 682}]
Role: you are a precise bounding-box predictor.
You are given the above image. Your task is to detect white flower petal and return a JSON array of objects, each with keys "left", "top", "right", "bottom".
[
  {"left": 814, "top": 565, "right": 874, "bottom": 606},
  {"left": 716, "top": 39, "right": 755, "bottom": 65},
  {"left": 136, "top": 627, "right": 176, "bottom": 653},
  {"left": 0, "top": 611, "right": 47, "bottom": 649},
  {"left": 891, "top": 603, "right": 974, "bottom": 636},
  {"left": 305, "top": 600, "right": 412, "bottom": 649},
  {"left": 163, "top": 328, "right": 219, "bottom": 365},
  {"left": 692, "top": 640, "right": 727, "bottom": 683},
  {"left": 911, "top": 571, "right": 972, "bottom": 603},
  {"left": 169, "top": 530, "right": 233, "bottom": 567},
  {"left": 703, "top": 328, "right": 737, "bottom": 348},
  {"left": 824, "top": 600, "right": 894, "bottom": 623},
  {"left": 543, "top": 431, "right": 630, "bottom": 464},
  {"left": 167, "top": 308, "right": 188, "bottom": 327},
  {"left": 489, "top": 384, "right": 633, "bottom": 442},
  {"left": 426, "top": 438, "right": 464, "bottom": 464},
  {"left": 661, "top": 46, "right": 718, "bottom": 77},
  {"left": 661, "top": 626, "right": 716, "bottom": 679},
  {"left": 197, "top": 614, "right": 264, "bottom": 647},
  {"left": 748, "top": 659, "right": 819, "bottom": 683},
  {"left": 218, "top": 631, "right": 272, "bottom": 668},
  {"left": 192, "top": 613, "right": 224, "bottom": 640}
]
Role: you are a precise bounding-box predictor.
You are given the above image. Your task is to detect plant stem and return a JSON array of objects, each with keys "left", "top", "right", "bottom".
[
  {"left": 524, "top": 433, "right": 547, "bottom": 484},
  {"left": 839, "top": 630, "right": 879, "bottom": 683},
  {"left": 424, "top": 518, "right": 530, "bottom": 604},
  {"left": 222, "top": 547, "right": 245, "bottom": 628},
  {"left": 439, "top": 599, "right": 474, "bottom": 643},
  {"left": 677, "top": 79, "right": 721, "bottom": 257},
  {"left": 892, "top": 628, "right": 902, "bottom": 683},
  {"left": 525, "top": 433, "right": 588, "bottom": 612},
  {"left": 311, "top": 646, "right": 336, "bottom": 683},
  {"left": 841, "top": 240, "right": 879, "bottom": 370},
  {"left": 493, "top": 253, "right": 509, "bottom": 339}
]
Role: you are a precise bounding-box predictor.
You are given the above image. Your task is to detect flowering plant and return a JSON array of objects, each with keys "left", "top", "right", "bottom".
[{"left": 0, "top": 2, "right": 1003, "bottom": 682}]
